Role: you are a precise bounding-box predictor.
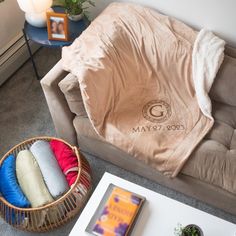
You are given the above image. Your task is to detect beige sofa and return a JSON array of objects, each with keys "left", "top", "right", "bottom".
[{"left": 41, "top": 45, "right": 236, "bottom": 215}]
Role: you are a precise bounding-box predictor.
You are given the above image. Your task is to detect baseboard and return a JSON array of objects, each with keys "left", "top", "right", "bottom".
[{"left": 0, "top": 32, "right": 40, "bottom": 86}]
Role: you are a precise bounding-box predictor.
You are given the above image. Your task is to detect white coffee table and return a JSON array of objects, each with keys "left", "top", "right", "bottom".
[{"left": 69, "top": 172, "right": 236, "bottom": 236}]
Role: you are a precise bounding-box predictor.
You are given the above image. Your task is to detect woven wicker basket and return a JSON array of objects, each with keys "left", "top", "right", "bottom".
[{"left": 0, "top": 137, "right": 92, "bottom": 232}]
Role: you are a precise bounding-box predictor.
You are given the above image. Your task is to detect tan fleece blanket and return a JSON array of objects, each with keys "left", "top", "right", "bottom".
[{"left": 62, "top": 3, "right": 225, "bottom": 177}]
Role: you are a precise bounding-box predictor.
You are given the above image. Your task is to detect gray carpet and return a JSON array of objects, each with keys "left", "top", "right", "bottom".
[{"left": 0, "top": 47, "right": 235, "bottom": 235}]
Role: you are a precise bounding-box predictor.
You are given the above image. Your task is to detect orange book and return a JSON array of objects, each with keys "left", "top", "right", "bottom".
[{"left": 92, "top": 186, "right": 145, "bottom": 236}]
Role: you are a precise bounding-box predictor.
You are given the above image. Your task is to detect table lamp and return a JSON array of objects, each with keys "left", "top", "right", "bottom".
[{"left": 17, "top": 0, "right": 53, "bottom": 28}]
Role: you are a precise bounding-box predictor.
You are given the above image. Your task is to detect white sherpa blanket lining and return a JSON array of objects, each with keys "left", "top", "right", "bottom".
[{"left": 192, "top": 29, "right": 225, "bottom": 119}]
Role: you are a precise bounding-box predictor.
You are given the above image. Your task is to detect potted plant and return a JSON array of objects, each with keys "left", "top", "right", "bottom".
[
  {"left": 64, "top": 0, "right": 95, "bottom": 21},
  {"left": 174, "top": 223, "right": 204, "bottom": 236}
]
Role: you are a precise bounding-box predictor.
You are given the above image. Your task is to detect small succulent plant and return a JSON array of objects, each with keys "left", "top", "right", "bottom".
[{"left": 174, "top": 223, "right": 203, "bottom": 236}]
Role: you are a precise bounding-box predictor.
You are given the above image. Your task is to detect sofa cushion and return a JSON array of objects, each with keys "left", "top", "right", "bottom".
[
  {"left": 73, "top": 116, "right": 104, "bottom": 141},
  {"left": 73, "top": 104, "right": 236, "bottom": 195},
  {"left": 59, "top": 73, "right": 87, "bottom": 117},
  {"left": 182, "top": 100, "right": 236, "bottom": 195}
]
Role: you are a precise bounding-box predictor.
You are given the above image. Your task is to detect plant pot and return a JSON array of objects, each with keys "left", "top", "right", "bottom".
[
  {"left": 68, "top": 12, "right": 83, "bottom": 21},
  {"left": 182, "top": 224, "right": 204, "bottom": 236}
]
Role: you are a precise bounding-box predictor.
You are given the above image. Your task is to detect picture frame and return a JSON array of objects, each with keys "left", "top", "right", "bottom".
[{"left": 46, "top": 12, "right": 69, "bottom": 41}]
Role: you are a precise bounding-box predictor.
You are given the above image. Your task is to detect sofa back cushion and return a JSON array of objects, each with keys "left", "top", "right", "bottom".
[
  {"left": 210, "top": 53, "right": 236, "bottom": 106},
  {"left": 59, "top": 73, "right": 87, "bottom": 117}
]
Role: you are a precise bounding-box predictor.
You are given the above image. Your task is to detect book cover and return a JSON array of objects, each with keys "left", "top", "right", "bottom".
[{"left": 86, "top": 184, "right": 145, "bottom": 236}]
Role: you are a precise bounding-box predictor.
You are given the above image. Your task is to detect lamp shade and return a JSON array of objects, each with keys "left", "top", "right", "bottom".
[
  {"left": 17, "top": 0, "right": 52, "bottom": 13},
  {"left": 17, "top": 0, "right": 53, "bottom": 27}
]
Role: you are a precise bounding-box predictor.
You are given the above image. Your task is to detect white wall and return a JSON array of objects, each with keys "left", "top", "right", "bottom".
[
  {"left": 0, "top": 0, "right": 24, "bottom": 54},
  {"left": 88, "top": 0, "right": 236, "bottom": 47}
]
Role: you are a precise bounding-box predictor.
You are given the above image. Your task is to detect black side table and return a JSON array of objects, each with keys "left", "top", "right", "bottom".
[{"left": 23, "top": 7, "right": 89, "bottom": 80}]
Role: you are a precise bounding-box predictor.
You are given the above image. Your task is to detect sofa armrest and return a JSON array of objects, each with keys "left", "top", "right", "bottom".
[{"left": 40, "top": 60, "right": 77, "bottom": 145}]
